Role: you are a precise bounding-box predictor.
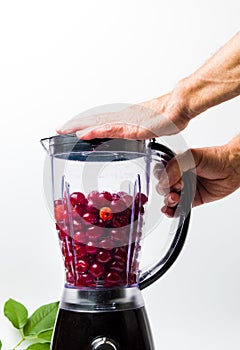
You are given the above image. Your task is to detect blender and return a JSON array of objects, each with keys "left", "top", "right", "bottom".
[{"left": 41, "top": 135, "right": 193, "bottom": 350}]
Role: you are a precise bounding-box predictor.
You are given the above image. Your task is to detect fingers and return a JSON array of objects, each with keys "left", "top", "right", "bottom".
[
  {"left": 155, "top": 162, "right": 183, "bottom": 217},
  {"left": 57, "top": 113, "right": 113, "bottom": 134},
  {"left": 75, "top": 123, "right": 152, "bottom": 140},
  {"left": 155, "top": 149, "right": 196, "bottom": 217},
  {"left": 161, "top": 191, "right": 182, "bottom": 217},
  {"left": 161, "top": 205, "right": 175, "bottom": 218},
  {"left": 159, "top": 150, "right": 196, "bottom": 190},
  {"left": 164, "top": 192, "right": 180, "bottom": 207},
  {"left": 158, "top": 184, "right": 182, "bottom": 218}
]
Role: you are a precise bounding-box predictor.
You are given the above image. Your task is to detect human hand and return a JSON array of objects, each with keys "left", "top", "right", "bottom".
[
  {"left": 58, "top": 33, "right": 240, "bottom": 140},
  {"left": 157, "top": 135, "right": 240, "bottom": 217},
  {"left": 57, "top": 93, "right": 191, "bottom": 139}
]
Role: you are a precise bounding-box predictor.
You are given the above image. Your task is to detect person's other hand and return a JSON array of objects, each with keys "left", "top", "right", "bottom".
[{"left": 157, "top": 138, "right": 240, "bottom": 217}]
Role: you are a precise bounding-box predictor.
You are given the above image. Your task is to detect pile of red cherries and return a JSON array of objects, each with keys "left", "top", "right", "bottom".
[{"left": 54, "top": 190, "right": 148, "bottom": 288}]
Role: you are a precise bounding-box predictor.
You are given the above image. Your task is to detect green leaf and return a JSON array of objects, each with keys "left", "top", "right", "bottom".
[
  {"left": 3, "top": 298, "right": 28, "bottom": 329},
  {"left": 0, "top": 340, "right": 2, "bottom": 349},
  {"left": 26, "top": 343, "right": 50, "bottom": 350},
  {"left": 37, "top": 329, "right": 53, "bottom": 342},
  {"left": 23, "top": 301, "right": 59, "bottom": 336}
]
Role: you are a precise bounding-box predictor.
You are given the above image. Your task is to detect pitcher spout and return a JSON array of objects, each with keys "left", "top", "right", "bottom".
[{"left": 40, "top": 137, "right": 50, "bottom": 154}]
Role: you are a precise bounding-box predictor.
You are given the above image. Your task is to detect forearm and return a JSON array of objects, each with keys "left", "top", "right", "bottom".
[
  {"left": 173, "top": 32, "right": 240, "bottom": 118},
  {"left": 58, "top": 33, "right": 240, "bottom": 139}
]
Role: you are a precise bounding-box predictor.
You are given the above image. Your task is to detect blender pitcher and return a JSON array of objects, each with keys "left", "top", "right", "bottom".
[{"left": 41, "top": 134, "right": 192, "bottom": 350}]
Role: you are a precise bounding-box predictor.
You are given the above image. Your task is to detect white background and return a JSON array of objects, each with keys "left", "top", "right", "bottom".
[{"left": 0, "top": 1, "right": 239, "bottom": 349}]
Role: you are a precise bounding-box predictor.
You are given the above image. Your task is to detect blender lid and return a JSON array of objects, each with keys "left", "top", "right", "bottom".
[
  {"left": 40, "top": 134, "right": 147, "bottom": 160},
  {"left": 41, "top": 134, "right": 147, "bottom": 162}
]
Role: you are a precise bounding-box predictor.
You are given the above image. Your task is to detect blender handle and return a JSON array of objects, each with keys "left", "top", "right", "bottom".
[{"left": 139, "top": 140, "right": 193, "bottom": 290}]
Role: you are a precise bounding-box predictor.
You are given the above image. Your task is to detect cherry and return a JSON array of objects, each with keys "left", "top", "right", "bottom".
[
  {"left": 86, "top": 204, "right": 99, "bottom": 214},
  {"left": 96, "top": 191, "right": 112, "bottom": 207},
  {"left": 75, "top": 244, "right": 87, "bottom": 258},
  {"left": 74, "top": 231, "right": 87, "bottom": 244},
  {"left": 112, "top": 214, "right": 129, "bottom": 228},
  {"left": 99, "top": 207, "right": 113, "bottom": 221},
  {"left": 87, "top": 190, "right": 99, "bottom": 201},
  {"left": 100, "top": 191, "right": 112, "bottom": 201},
  {"left": 98, "top": 238, "right": 114, "bottom": 250},
  {"left": 87, "top": 226, "right": 103, "bottom": 240},
  {"left": 75, "top": 258, "right": 89, "bottom": 273},
  {"left": 61, "top": 240, "right": 73, "bottom": 256},
  {"left": 82, "top": 212, "right": 98, "bottom": 225},
  {"left": 58, "top": 227, "right": 69, "bottom": 241},
  {"left": 114, "top": 247, "right": 128, "bottom": 262},
  {"left": 76, "top": 273, "right": 93, "bottom": 286},
  {"left": 98, "top": 219, "right": 107, "bottom": 227},
  {"left": 89, "top": 262, "right": 105, "bottom": 277},
  {"left": 54, "top": 199, "right": 64, "bottom": 207},
  {"left": 121, "top": 194, "right": 133, "bottom": 208},
  {"left": 54, "top": 204, "right": 65, "bottom": 222},
  {"left": 110, "top": 260, "right": 125, "bottom": 273},
  {"left": 106, "top": 271, "right": 121, "bottom": 285},
  {"left": 86, "top": 242, "right": 99, "bottom": 255},
  {"left": 97, "top": 250, "right": 112, "bottom": 264},
  {"left": 135, "top": 193, "right": 148, "bottom": 206},
  {"left": 111, "top": 229, "right": 128, "bottom": 244},
  {"left": 111, "top": 218, "right": 122, "bottom": 228},
  {"left": 117, "top": 191, "right": 127, "bottom": 197},
  {"left": 127, "top": 273, "right": 137, "bottom": 285},
  {"left": 72, "top": 208, "right": 80, "bottom": 220},
  {"left": 87, "top": 191, "right": 102, "bottom": 207},
  {"left": 64, "top": 252, "right": 74, "bottom": 266},
  {"left": 72, "top": 219, "right": 83, "bottom": 232},
  {"left": 66, "top": 271, "right": 75, "bottom": 284},
  {"left": 56, "top": 221, "right": 65, "bottom": 231},
  {"left": 74, "top": 205, "right": 86, "bottom": 217},
  {"left": 70, "top": 192, "right": 86, "bottom": 206},
  {"left": 111, "top": 193, "right": 120, "bottom": 201},
  {"left": 110, "top": 199, "right": 126, "bottom": 213},
  {"left": 110, "top": 229, "right": 119, "bottom": 238}
]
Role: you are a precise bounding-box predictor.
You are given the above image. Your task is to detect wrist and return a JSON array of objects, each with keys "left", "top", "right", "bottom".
[
  {"left": 156, "top": 91, "right": 192, "bottom": 132},
  {"left": 226, "top": 135, "right": 240, "bottom": 176},
  {"left": 172, "top": 76, "right": 212, "bottom": 119}
]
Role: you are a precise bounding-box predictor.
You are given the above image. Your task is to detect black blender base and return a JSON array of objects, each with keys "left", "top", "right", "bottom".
[{"left": 51, "top": 307, "right": 154, "bottom": 350}]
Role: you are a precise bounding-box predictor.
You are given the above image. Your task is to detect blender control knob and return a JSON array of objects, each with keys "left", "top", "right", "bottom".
[{"left": 91, "top": 337, "right": 119, "bottom": 350}]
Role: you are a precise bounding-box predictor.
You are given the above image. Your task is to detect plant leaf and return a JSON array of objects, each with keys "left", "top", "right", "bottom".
[
  {"left": 4, "top": 298, "right": 28, "bottom": 329},
  {"left": 26, "top": 343, "right": 50, "bottom": 350},
  {"left": 37, "top": 329, "right": 53, "bottom": 342},
  {"left": 0, "top": 340, "right": 2, "bottom": 349},
  {"left": 23, "top": 301, "right": 59, "bottom": 336}
]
